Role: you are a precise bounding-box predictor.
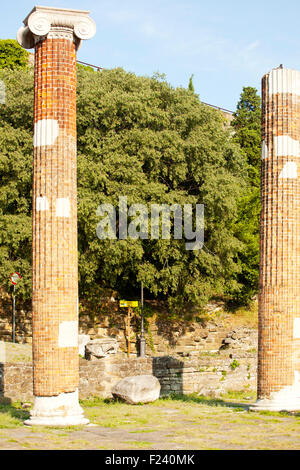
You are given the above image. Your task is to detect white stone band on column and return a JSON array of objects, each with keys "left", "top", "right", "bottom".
[
  {"left": 17, "top": 5, "right": 96, "bottom": 49},
  {"left": 268, "top": 67, "right": 300, "bottom": 96}
]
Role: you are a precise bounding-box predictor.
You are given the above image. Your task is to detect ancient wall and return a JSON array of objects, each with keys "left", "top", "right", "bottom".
[
  {"left": 0, "top": 294, "right": 257, "bottom": 359},
  {"left": 0, "top": 311, "right": 257, "bottom": 359},
  {"left": 0, "top": 347, "right": 257, "bottom": 403}
]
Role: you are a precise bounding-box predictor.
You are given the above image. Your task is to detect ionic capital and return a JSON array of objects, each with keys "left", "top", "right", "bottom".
[{"left": 17, "top": 5, "right": 96, "bottom": 49}]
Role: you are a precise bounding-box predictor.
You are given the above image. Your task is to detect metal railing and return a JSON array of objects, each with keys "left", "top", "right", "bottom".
[
  {"left": 201, "top": 101, "right": 234, "bottom": 115},
  {"left": 77, "top": 60, "right": 103, "bottom": 71}
]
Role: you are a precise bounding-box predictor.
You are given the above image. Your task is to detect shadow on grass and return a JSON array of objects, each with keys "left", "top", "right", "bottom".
[
  {"left": 78, "top": 394, "right": 300, "bottom": 420},
  {"left": 160, "top": 394, "right": 300, "bottom": 418},
  {"left": 0, "top": 402, "right": 30, "bottom": 424},
  {"left": 81, "top": 396, "right": 125, "bottom": 407},
  {"left": 82, "top": 393, "right": 249, "bottom": 411},
  {"left": 159, "top": 393, "right": 249, "bottom": 411}
]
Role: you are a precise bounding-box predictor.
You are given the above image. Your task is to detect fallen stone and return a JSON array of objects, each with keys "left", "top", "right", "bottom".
[
  {"left": 85, "top": 338, "right": 119, "bottom": 359},
  {"left": 112, "top": 375, "right": 161, "bottom": 404}
]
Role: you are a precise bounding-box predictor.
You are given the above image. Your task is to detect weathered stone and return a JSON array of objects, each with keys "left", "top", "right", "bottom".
[
  {"left": 78, "top": 334, "right": 90, "bottom": 357},
  {"left": 85, "top": 338, "right": 119, "bottom": 359},
  {"left": 224, "top": 338, "right": 233, "bottom": 344},
  {"left": 112, "top": 375, "right": 161, "bottom": 404}
]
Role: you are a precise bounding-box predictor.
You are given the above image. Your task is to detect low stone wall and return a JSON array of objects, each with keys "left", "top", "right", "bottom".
[
  {"left": 0, "top": 363, "right": 33, "bottom": 402},
  {"left": 0, "top": 351, "right": 257, "bottom": 403}
]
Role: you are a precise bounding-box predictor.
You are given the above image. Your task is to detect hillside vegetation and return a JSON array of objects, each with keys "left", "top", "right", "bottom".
[{"left": 0, "top": 41, "right": 261, "bottom": 317}]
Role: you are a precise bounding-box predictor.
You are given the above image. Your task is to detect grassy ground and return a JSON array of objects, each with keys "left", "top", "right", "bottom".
[
  {"left": 224, "top": 301, "right": 258, "bottom": 329},
  {"left": 0, "top": 391, "right": 299, "bottom": 450},
  {"left": 0, "top": 341, "right": 32, "bottom": 362}
]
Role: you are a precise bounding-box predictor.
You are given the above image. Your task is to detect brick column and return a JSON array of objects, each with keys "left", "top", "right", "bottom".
[
  {"left": 251, "top": 67, "right": 300, "bottom": 411},
  {"left": 17, "top": 6, "right": 95, "bottom": 426}
]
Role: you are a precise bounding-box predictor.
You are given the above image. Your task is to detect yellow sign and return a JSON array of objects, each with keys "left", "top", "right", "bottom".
[{"left": 119, "top": 300, "right": 139, "bottom": 308}]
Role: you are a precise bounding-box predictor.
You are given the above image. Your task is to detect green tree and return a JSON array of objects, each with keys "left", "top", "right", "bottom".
[
  {"left": 76, "top": 68, "right": 246, "bottom": 310},
  {"left": 0, "top": 39, "right": 29, "bottom": 70},
  {"left": 188, "top": 74, "right": 195, "bottom": 93},
  {"left": 0, "top": 66, "right": 247, "bottom": 314},
  {"left": 0, "top": 68, "right": 33, "bottom": 298},
  {"left": 231, "top": 87, "right": 261, "bottom": 186},
  {"left": 230, "top": 87, "right": 261, "bottom": 304}
]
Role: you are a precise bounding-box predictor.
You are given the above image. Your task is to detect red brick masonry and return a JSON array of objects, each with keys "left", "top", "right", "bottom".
[
  {"left": 32, "top": 34, "right": 79, "bottom": 396},
  {"left": 258, "top": 67, "right": 300, "bottom": 402}
]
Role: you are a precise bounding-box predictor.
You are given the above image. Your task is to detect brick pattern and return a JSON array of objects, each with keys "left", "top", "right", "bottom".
[
  {"left": 258, "top": 68, "right": 300, "bottom": 398},
  {"left": 32, "top": 33, "right": 78, "bottom": 396}
]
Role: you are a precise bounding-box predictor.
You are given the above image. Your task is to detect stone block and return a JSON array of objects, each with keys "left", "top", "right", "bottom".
[{"left": 112, "top": 375, "right": 161, "bottom": 404}]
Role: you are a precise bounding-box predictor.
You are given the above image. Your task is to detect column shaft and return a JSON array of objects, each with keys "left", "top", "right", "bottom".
[
  {"left": 32, "top": 33, "right": 78, "bottom": 397},
  {"left": 252, "top": 67, "right": 300, "bottom": 411}
]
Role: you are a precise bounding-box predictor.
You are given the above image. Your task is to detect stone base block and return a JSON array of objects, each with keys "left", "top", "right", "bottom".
[{"left": 24, "top": 389, "right": 89, "bottom": 426}]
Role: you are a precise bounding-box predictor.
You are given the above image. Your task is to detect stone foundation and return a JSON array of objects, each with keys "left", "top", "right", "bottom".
[{"left": 0, "top": 351, "right": 256, "bottom": 403}]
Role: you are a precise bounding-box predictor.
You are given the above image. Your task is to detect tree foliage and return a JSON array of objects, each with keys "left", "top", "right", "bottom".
[
  {"left": 232, "top": 86, "right": 261, "bottom": 186},
  {"left": 230, "top": 87, "right": 261, "bottom": 304},
  {"left": 0, "top": 68, "right": 33, "bottom": 298},
  {"left": 188, "top": 74, "right": 195, "bottom": 93},
  {"left": 76, "top": 67, "right": 247, "bottom": 310},
  {"left": 0, "top": 65, "right": 247, "bottom": 313},
  {"left": 0, "top": 40, "right": 29, "bottom": 70}
]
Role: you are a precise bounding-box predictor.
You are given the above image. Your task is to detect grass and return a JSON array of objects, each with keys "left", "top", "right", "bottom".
[
  {"left": 229, "top": 359, "right": 240, "bottom": 370},
  {"left": 0, "top": 402, "right": 30, "bottom": 428},
  {"left": 123, "top": 440, "right": 153, "bottom": 449},
  {"left": 0, "top": 393, "right": 299, "bottom": 449},
  {"left": 226, "top": 302, "right": 258, "bottom": 328},
  {"left": 221, "top": 389, "right": 256, "bottom": 401},
  {"left": 82, "top": 397, "right": 166, "bottom": 429},
  {"left": 129, "top": 429, "right": 154, "bottom": 433},
  {"left": 198, "top": 351, "right": 220, "bottom": 358},
  {"left": 0, "top": 342, "right": 32, "bottom": 363}
]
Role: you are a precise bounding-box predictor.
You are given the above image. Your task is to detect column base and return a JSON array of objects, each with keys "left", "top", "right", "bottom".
[
  {"left": 24, "top": 389, "right": 89, "bottom": 426},
  {"left": 250, "top": 386, "right": 300, "bottom": 412}
]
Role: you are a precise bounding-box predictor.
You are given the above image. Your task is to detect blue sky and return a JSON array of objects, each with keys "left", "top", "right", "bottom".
[{"left": 2, "top": 0, "right": 300, "bottom": 110}]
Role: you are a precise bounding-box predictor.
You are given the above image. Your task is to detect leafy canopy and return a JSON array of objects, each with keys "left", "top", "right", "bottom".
[
  {"left": 0, "top": 40, "right": 29, "bottom": 70},
  {"left": 0, "top": 65, "right": 247, "bottom": 313},
  {"left": 229, "top": 87, "right": 261, "bottom": 304},
  {"left": 188, "top": 74, "right": 195, "bottom": 93}
]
